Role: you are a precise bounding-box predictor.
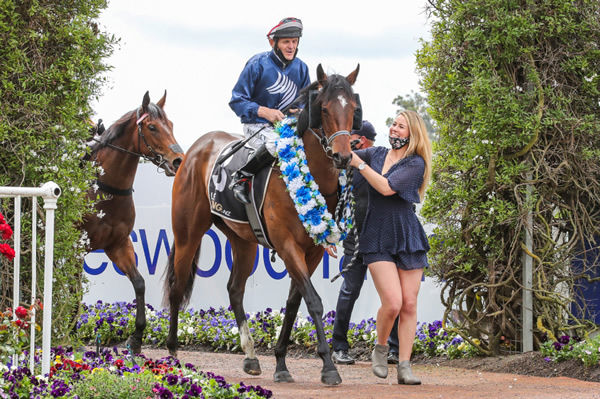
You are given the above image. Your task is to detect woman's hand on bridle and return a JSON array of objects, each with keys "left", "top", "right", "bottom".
[{"left": 349, "top": 151, "right": 363, "bottom": 168}]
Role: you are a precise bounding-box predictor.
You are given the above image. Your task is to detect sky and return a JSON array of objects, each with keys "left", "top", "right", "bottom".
[{"left": 94, "top": 0, "right": 432, "bottom": 150}]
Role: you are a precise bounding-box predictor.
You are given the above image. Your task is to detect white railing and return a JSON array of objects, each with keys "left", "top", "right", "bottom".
[{"left": 0, "top": 182, "right": 61, "bottom": 375}]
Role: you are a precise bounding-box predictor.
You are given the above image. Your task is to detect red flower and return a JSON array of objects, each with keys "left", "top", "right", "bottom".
[
  {"left": 15, "top": 306, "right": 28, "bottom": 320},
  {"left": 0, "top": 212, "right": 5, "bottom": 224},
  {"left": 114, "top": 359, "right": 124, "bottom": 368},
  {"left": 0, "top": 223, "right": 12, "bottom": 240},
  {"left": 0, "top": 243, "right": 15, "bottom": 261}
]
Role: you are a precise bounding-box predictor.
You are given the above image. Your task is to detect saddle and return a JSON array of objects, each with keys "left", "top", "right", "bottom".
[{"left": 208, "top": 140, "right": 275, "bottom": 248}]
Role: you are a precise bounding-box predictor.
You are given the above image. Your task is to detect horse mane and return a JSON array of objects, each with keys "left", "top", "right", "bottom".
[{"left": 87, "top": 103, "right": 166, "bottom": 156}]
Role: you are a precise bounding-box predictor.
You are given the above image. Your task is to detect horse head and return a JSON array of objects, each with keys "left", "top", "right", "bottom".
[
  {"left": 297, "top": 64, "right": 359, "bottom": 169},
  {"left": 135, "top": 91, "right": 184, "bottom": 176}
]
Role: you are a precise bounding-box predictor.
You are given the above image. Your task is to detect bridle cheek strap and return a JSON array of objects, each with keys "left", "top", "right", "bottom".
[{"left": 309, "top": 129, "right": 350, "bottom": 156}]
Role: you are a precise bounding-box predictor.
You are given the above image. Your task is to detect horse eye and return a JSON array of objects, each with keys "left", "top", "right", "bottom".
[{"left": 148, "top": 124, "right": 156, "bottom": 131}]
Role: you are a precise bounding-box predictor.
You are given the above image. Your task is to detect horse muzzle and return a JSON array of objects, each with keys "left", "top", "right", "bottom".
[{"left": 332, "top": 152, "right": 351, "bottom": 170}]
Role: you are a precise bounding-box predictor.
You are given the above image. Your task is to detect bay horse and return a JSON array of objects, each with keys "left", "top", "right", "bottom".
[
  {"left": 164, "top": 64, "right": 359, "bottom": 385},
  {"left": 82, "top": 91, "right": 184, "bottom": 353}
]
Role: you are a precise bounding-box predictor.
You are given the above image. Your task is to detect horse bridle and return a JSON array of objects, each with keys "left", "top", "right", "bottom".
[
  {"left": 306, "top": 127, "right": 350, "bottom": 159},
  {"left": 92, "top": 110, "right": 182, "bottom": 171}
]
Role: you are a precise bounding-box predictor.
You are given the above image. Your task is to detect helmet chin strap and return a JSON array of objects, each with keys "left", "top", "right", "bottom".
[{"left": 274, "top": 40, "right": 298, "bottom": 66}]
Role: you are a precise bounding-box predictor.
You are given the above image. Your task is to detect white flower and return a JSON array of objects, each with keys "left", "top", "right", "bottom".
[
  {"left": 274, "top": 118, "right": 353, "bottom": 246},
  {"left": 231, "top": 326, "right": 239, "bottom": 335},
  {"left": 187, "top": 326, "right": 194, "bottom": 334}
]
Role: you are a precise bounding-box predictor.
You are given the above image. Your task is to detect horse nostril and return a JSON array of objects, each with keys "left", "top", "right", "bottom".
[
  {"left": 332, "top": 153, "right": 342, "bottom": 164},
  {"left": 173, "top": 157, "right": 182, "bottom": 171}
]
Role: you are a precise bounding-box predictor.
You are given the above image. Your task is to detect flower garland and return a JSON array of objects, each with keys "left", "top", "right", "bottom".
[{"left": 274, "top": 117, "right": 354, "bottom": 246}]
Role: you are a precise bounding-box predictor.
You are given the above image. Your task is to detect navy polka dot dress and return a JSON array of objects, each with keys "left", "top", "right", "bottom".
[{"left": 355, "top": 147, "right": 430, "bottom": 269}]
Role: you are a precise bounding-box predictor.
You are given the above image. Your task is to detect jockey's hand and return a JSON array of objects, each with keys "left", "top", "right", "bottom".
[
  {"left": 326, "top": 245, "right": 338, "bottom": 258},
  {"left": 258, "top": 106, "right": 285, "bottom": 123},
  {"left": 287, "top": 108, "right": 300, "bottom": 114}
]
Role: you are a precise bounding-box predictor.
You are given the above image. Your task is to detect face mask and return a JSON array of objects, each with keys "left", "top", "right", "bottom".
[
  {"left": 389, "top": 136, "right": 409, "bottom": 150},
  {"left": 350, "top": 139, "right": 361, "bottom": 150}
]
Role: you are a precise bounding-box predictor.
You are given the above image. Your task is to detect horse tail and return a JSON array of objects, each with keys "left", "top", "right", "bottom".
[{"left": 162, "top": 243, "right": 200, "bottom": 309}]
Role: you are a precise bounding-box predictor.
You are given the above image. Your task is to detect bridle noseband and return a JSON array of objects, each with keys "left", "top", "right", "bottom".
[{"left": 306, "top": 128, "right": 351, "bottom": 158}]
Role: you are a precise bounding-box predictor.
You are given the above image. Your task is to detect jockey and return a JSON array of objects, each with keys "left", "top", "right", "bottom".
[{"left": 228, "top": 17, "right": 311, "bottom": 204}]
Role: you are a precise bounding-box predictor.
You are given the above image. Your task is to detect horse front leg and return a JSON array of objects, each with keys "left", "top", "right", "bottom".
[
  {"left": 226, "top": 236, "right": 261, "bottom": 375},
  {"left": 273, "top": 281, "right": 302, "bottom": 383},
  {"left": 299, "top": 276, "right": 341, "bottom": 385},
  {"left": 280, "top": 251, "right": 342, "bottom": 386},
  {"left": 106, "top": 240, "right": 145, "bottom": 354}
]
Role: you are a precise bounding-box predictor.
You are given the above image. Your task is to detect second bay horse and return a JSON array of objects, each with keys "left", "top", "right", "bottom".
[
  {"left": 164, "top": 64, "right": 359, "bottom": 385},
  {"left": 82, "top": 91, "right": 184, "bottom": 353}
]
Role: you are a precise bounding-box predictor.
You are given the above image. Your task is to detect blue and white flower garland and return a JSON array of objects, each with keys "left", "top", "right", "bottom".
[{"left": 274, "top": 117, "right": 354, "bottom": 246}]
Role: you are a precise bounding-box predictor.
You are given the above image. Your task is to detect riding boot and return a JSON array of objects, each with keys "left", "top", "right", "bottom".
[
  {"left": 397, "top": 360, "right": 421, "bottom": 385},
  {"left": 230, "top": 144, "right": 275, "bottom": 204},
  {"left": 371, "top": 344, "right": 389, "bottom": 378}
]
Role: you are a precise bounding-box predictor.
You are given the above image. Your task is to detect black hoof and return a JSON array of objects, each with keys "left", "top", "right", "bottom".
[
  {"left": 166, "top": 344, "right": 178, "bottom": 358},
  {"left": 126, "top": 337, "right": 142, "bottom": 354},
  {"left": 321, "top": 369, "right": 342, "bottom": 386},
  {"left": 274, "top": 370, "right": 294, "bottom": 383},
  {"left": 243, "top": 357, "right": 262, "bottom": 375}
]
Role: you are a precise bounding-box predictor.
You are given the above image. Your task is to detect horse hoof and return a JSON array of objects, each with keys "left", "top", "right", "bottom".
[
  {"left": 125, "top": 337, "right": 142, "bottom": 354},
  {"left": 274, "top": 370, "right": 294, "bottom": 383},
  {"left": 166, "top": 345, "right": 178, "bottom": 358},
  {"left": 243, "top": 358, "right": 262, "bottom": 375},
  {"left": 321, "top": 369, "right": 342, "bottom": 386}
]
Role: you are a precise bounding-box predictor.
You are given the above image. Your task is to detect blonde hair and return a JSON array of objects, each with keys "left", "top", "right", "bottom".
[{"left": 398, "top": 110, "right": 432, "bottom": 200}]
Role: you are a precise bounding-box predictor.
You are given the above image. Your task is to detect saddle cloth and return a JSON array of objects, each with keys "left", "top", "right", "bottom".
[{"left": 208, "top": 140, "right": 274, "bottom": 243}]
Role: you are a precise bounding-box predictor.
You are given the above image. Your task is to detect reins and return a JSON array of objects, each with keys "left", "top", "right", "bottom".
[{"left": 330, "top": 167, "right": 357, "bottom": 282}]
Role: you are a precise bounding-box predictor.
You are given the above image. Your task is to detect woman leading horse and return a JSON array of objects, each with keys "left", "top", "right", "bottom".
[
  {"left": 82, "top": 91, "right": 184, "bottom": 354},
  {"left": 165, "top": 65, "right": 359, "bottom": 385}
]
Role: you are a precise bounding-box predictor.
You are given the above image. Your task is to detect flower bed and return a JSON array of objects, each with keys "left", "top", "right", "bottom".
[
  {"left": 0, "top": 346, "right": 272, "bottom": 398},
  {"left": 74, "top": 301, "right": 479, "bottom": 359}
]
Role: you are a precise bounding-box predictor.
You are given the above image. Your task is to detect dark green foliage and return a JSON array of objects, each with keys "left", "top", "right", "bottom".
[
  {"left": 0, "top": 0, "right": 116, "bottom": 341},
  {"left": 417, "top": 0, "right": 600, "bottom": 354}
]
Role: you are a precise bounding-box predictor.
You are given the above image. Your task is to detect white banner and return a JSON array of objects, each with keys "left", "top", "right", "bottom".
[{"left": 83, "top": 163, "right": 444, "bottom": 323}]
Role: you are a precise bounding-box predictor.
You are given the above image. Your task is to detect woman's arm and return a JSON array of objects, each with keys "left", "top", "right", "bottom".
[{"left": 349, "top": 152, "right": 396, "bottom": 196}]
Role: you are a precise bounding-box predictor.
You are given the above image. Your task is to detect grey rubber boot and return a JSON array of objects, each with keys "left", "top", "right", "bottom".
[
  {"left": 371, "top": 344, "right": 389, "bottom": 378},
  {"left": 397, "top": 360, "right": 421, "bottom": 385}
]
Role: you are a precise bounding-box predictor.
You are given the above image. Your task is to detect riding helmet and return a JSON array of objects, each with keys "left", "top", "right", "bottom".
[{"left": 267, "top": 17, "right": 303, "bottom": 39}]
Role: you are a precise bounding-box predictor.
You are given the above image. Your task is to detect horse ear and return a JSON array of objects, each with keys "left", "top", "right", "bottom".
[
  {"left": 142, "top": 91, "right": 150, "bottom": 112},
  {"left": 346, "top": 64, "right": 360, "bottom": 85},
  {"left": 157, "top": 90, "right": 167, "bottom": 109},
  {"left": 317, "top": 64, "right": 327, "bottom": 86}
]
